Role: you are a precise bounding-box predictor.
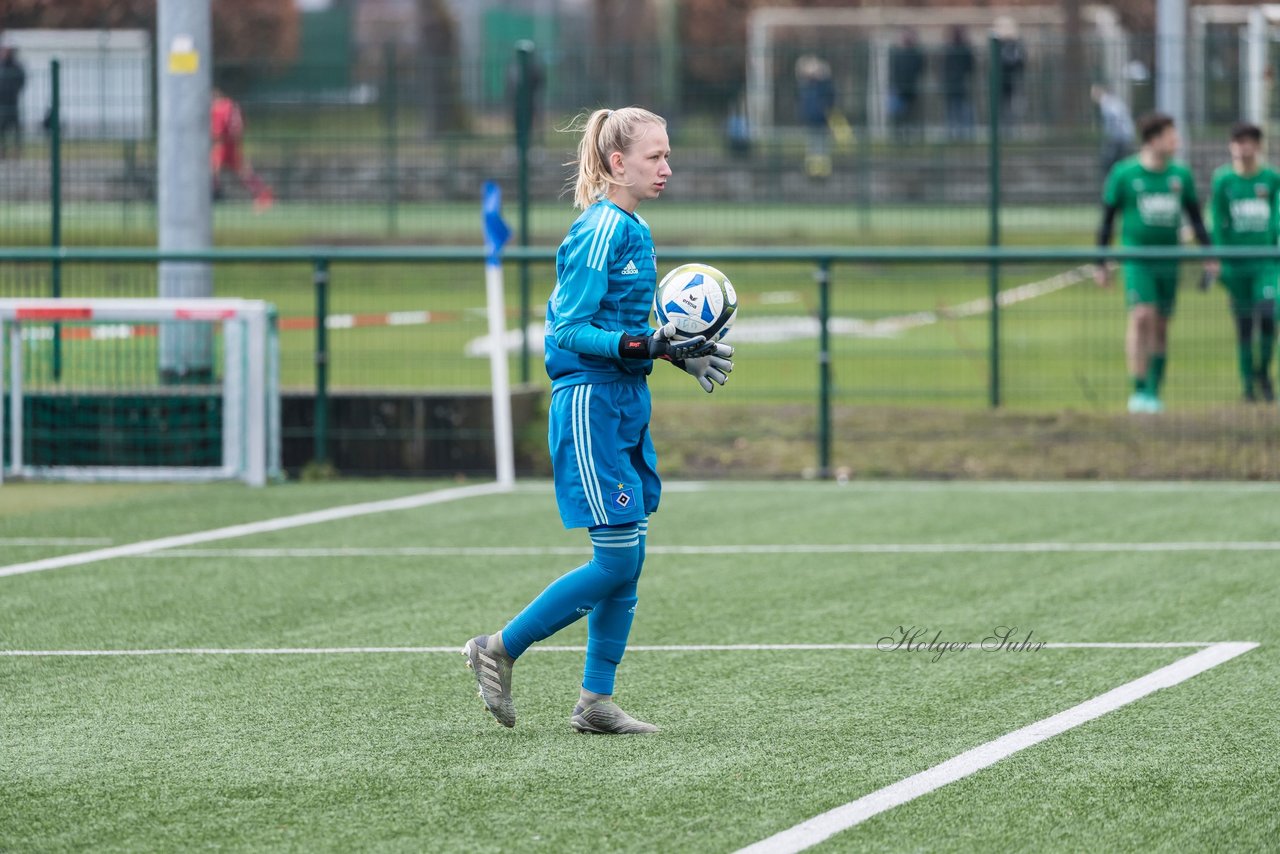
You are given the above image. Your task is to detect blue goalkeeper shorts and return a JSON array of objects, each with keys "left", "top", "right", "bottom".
[{"left": 548, "top": 379, "right": 661, "bottom": 530}]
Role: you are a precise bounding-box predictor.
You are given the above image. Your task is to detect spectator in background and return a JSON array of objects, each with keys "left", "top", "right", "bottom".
[
  {"left": 1091, "top": 83, "right": 1136, "bottom": 178},
  {"left": 0, "top": 47, "right": 27, "bottom": 159},
  {"left": 889, "top": 29, "right": 925, "bottom": 142},
  {"left": 796, "top": 55, "right": 835, "bottom": 178},
  {"left": 993, "top": 16, "right": 1026, "bottom": 125},
  {"left": 941, "top": 26, "right": 975, "bottom": 141},
  {"left": 211, "top": 87, "right": 273, "bottom": 213},
  {"left": 724, "top": 91, "right": 752, "bottom": 157}
]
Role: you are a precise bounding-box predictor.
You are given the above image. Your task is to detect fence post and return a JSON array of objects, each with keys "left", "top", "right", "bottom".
[
  {"left": 313, "top": 258, "right": 330, "bottom": 465},
  {"left": 816, "top": 258, "right": 832, "bottom": 477},
  {"left": 987, "top": 34, "right": 1003, "bottom": 408},
  {"left": 383, "top": 43, "right": 399, "bottom": 237},
  {"left": 857, "top": 41, "right": 872, "bottom": 233},
  {"left": 50, "top": 59, "right": 63, "bottom": 382},
  {"left": 515, "top": 40, "right": 535, "bottom": 384}
]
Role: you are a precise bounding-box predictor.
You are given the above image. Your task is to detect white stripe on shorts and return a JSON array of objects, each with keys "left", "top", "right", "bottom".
[{"left": 572, "top": 384, "right": 609, "bottom": 525}]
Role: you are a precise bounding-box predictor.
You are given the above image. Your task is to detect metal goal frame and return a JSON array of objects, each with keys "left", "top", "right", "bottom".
[{"left": 0, "top": 298, "right": 279, "bottom": 486}]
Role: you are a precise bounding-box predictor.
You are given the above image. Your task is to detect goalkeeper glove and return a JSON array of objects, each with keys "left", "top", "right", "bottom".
[
  {"left": 619, "top": 321, "right": 719, "bottom": 361},
  {"left": 673, "top": 349, "right": 734, "bottom": 393}
]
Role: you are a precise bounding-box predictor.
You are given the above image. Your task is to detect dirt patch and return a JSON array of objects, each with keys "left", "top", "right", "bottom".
[{"left": 648, "top": 403, "right": 1280, "bottom": 480}]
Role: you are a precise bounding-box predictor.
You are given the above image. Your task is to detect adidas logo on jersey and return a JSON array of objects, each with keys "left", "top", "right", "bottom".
[{"left": 621, "top": 260, "right": 639, "bottom": 276}]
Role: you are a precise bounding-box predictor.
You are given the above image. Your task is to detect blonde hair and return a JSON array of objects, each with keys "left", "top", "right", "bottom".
[{"left": 566, "top": 107, "right": 667, "bottom": 210}]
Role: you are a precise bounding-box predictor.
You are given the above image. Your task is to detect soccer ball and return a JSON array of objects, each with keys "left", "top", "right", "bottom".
[{"left": 654, "top": 263, "right": 738, "bottom": 343}]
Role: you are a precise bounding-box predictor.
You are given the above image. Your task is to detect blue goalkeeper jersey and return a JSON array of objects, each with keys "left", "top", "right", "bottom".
[{"left": 545, "top": 199, "right": 658, "bottom": 390}]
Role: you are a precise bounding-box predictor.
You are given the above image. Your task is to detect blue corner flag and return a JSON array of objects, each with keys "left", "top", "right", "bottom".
[{"left": 482, "top": 181, "right": 511, "bottom": 266}]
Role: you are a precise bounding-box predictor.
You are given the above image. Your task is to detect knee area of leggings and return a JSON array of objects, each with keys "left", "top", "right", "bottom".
[
  {"left": 589, "top": 525, "right": 642, "bottom": 578},
  {"left": 602, "top": 590, "right": 638, "bottom": 612},
  {"left": 593, "top": 544, "right": 641, "bottom": 579}
]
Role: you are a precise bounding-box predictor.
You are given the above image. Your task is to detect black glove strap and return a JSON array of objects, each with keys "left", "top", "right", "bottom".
[{"left": 619, "top": 334, "right": 653, "bottom": 359}]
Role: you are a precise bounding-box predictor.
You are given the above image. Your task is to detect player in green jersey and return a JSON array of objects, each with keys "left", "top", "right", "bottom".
[
  {"left": 1096, "top": 112, "right": 1217, "bottom": 413},
  {"left": 1209, "top": 122, "right": 1280, "bottom": 402}
]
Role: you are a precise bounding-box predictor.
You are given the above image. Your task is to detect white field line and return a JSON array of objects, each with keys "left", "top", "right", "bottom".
[
  {"left": 468, "top": 266, "right": 1091, "bottom": 354},
  {"left": 143, "top": 541, "right": 1280, "bottom": 559},
  {"left": 0, "top": 641, "right": 1235, "bottom": 657},
  {"left": 517, "top": 481, "right": 1280, "bottom": 495},
  {"left": 735, "top": 641, "right": 1259, "bottom": 854},
  {"left": 0, "top": 538, "right": 114, "bottom": 546},
  {"left": 0, "top": 483, "right": 507, "bottom": 580},
  {"left": 820, "top": 264, "right": 1092, "bottom": 339}
]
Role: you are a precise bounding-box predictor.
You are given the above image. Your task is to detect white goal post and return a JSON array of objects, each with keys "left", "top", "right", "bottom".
[
  {"left": 0, "top": 298, "right": 279, "bottom": 486},
  {"left": 745, "top": 4, "right": 1127, "bottom": 140},
  {"left": 1183, "top": 5, "right": 1280, "bottom": 148}
]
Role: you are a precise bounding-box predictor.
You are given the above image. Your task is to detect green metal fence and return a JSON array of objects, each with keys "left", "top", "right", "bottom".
[
  {"left": 5, "top": 24, "right": 1280, "bottom": 478},
  {"left": 2, "top": 246, "right": 1276, "bottom": 480},
  {"left": 7, "top": 32, "right": 1275, "bottom": 251}
]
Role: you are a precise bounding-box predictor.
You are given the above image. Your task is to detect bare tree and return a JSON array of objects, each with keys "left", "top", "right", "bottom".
[
  {"left": 0, "top": 0, "right": 298, "bottom": 73},
  {"left": 418, "top": 0, "right": 466, "bottom": 134},
  {"left": 1061, "top": 0, "right": 1087, "bottom": 127}
]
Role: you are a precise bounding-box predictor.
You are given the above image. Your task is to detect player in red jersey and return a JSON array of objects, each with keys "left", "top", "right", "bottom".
[{"left": 211, "top": 88, "right": 273, "bottom": 212}]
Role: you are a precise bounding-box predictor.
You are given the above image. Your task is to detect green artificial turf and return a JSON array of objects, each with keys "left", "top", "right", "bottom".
[{"left": 1, "top": 480, "right": 1276, "bottom": 851}]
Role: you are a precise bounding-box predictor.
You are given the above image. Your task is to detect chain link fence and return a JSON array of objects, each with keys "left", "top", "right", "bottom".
[
  {"left": 5, "top": 31, "right": 1279, "bottom": 247},
  {"left": 1, "top": 27, "right": 1278, "bottom": 479},
  {"left": 1, "top": 247, "right": 1275, "bottom": 479}
]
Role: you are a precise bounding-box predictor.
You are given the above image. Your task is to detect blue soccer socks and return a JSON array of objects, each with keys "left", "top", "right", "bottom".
[
  {"left": 501, "top": 522, "right": 642, "bottom": 659},
  {"left": 582, "top": 518, "right": 647, "bottom": 694}
]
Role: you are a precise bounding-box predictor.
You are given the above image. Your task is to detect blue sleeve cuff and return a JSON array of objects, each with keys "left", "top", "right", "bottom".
[{"left": 554, "top": 321, "right": 624, "bottom": 358}]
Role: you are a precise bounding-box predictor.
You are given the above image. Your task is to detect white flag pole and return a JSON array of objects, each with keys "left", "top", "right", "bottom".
[{"left": 482, "top": 182, "right": 516, "bottom": 488}]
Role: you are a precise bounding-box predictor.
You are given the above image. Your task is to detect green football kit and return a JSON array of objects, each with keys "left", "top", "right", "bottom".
[
  {"left": 1101, "top": 156, "right": 1204, "bottom": 317},
  {"left": 1210, "top": 162, "right": 1280, "bottom": 399},
  {"left": 1210, "top": 164, "right": 1280, "bottom": 316}
]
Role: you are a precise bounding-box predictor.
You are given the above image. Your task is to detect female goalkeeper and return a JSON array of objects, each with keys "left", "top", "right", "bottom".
[{"left": 463, "top": 107, "right": 734, "bottom": 734}]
